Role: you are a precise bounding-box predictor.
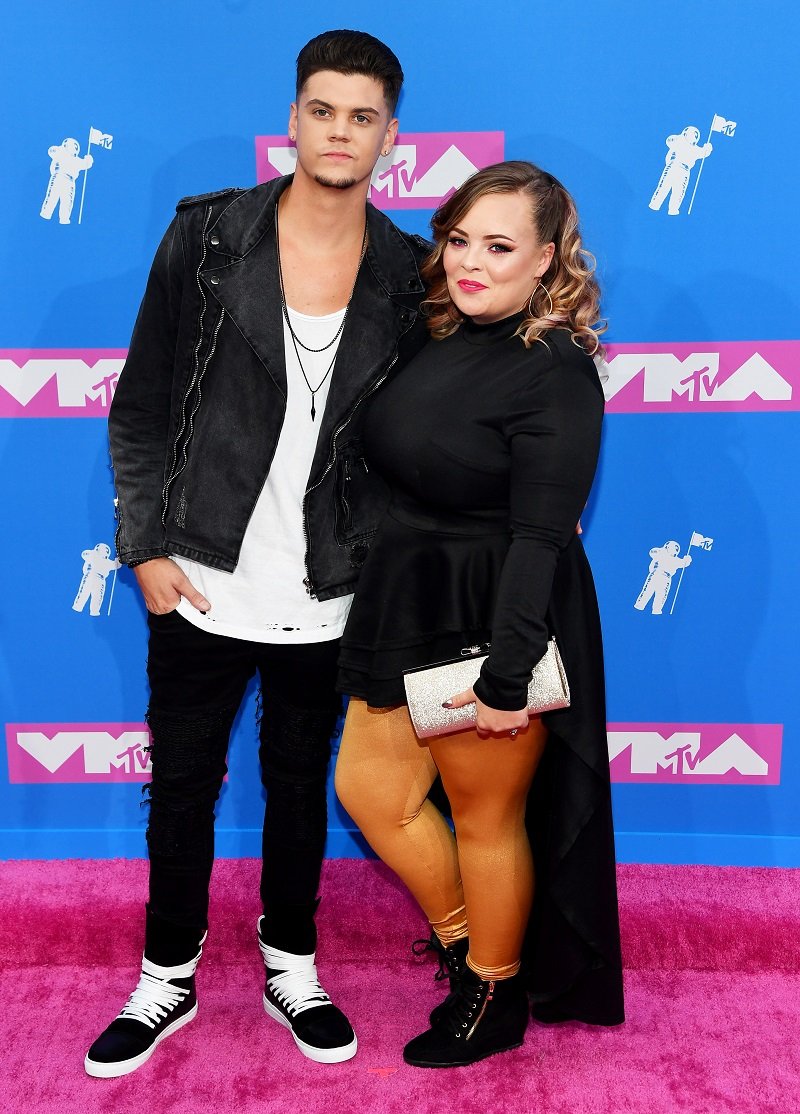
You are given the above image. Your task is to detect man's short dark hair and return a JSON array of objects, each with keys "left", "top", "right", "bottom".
[{"left": 296, "top": 30, "right": 403, "bottom": 114}]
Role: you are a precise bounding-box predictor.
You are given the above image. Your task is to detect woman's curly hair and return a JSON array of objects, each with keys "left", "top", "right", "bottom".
[{"left": 420, "top": 160, "right": 605, "bottom": 355}]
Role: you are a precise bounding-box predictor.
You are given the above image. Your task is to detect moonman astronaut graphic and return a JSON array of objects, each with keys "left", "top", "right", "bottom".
[
  {"left": 72, "top": 543, "right": 120, "bottom": 616},
  {"left": 40, "top": 139, "right": 94, "bottom": 225},
  {"left": 634, "top": 541, "right": 692, "bottom": 615},
  {"left": 649, "top": 127, "right": 712, "bottom": 216}
]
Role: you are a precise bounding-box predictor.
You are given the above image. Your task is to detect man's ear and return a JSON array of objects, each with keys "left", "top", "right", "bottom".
[
  {"left": 383, "top": 116, "right": 399, "bottom": 153},
  {"left": 288, "top": 102, "right": 298, "bottom": 141}
]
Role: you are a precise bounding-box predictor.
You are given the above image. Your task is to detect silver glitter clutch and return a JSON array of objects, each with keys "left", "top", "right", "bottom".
[{"left": 403, "top": 637, "right": 570, "bottom": 739}]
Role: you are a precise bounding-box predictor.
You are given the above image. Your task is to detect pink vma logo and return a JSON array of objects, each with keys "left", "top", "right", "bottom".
[
  {"left": 604, "top": 342, "right": 800, "bottom": 412},
  {"left": 255, "top": 133, "right": 505, "bottom": 209},
  {"left": 608, "top": 723, "right": 782, "bottom": 785},
  {"left": 6, "top": 723, "right": 151, "bottom": 783},
  {"left": 0, "top": 350, "right": 125, "bottom": 417}
]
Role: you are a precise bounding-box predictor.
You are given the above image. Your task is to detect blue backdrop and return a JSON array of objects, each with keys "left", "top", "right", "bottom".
[{"left": 2, "top": 0, "right": 798, "bottom": 864}]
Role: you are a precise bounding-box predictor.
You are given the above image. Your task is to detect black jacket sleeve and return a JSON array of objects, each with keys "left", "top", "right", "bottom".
[
  {"left": 473, "top": 351, "right": 604, "bottom": 710},
  {"left": 108, "top": 215, "right": 184, "bottom": 565}
]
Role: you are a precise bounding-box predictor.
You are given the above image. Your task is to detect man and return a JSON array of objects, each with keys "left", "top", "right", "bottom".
[{"left": 85, "top": 30, "right": 429, "bottom": 1077}]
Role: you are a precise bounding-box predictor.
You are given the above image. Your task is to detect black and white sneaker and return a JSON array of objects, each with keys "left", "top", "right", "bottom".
[
  {"left": 257, "top": 917, "right": 357, "bottom": 1064},
  {"left": 84, "top": 937, "right": 205, "bottom": 1078}
]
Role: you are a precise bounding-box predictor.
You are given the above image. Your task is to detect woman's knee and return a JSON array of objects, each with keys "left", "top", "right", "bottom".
[
  {"left": 335, "top": 749, "right": 425, "bottom": 834},
  {"left": 449, "top": 793, "right": 528, "bottom": 846}
]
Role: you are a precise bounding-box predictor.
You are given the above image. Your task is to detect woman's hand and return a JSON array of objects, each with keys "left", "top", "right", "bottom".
[{"left": 444, "top": 687, "right": 529, "bottom": 738}]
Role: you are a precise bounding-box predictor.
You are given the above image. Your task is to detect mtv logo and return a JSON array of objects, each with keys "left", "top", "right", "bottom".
[
  {"left": 6, "top": 723, "right": 151, "bottom": 783},
  {"left": 0, "top": 350, "right": 127, "bottom": 418},
  {"left": 607, "top": 723, "right": 782, "bottom": 785},
  {"left": 255, "top": 132, "right": 505, "bottom": 210},
  {"left": 603, "top": 342, "right": 800, "bottom": 413}
]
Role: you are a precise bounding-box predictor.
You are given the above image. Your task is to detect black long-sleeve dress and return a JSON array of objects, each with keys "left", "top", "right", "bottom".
[{"left": 338, "top": 311, "right": 624, "bottom": 1026}]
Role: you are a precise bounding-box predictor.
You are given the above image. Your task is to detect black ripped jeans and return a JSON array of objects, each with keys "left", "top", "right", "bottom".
[{"left": 144, "top": 610, "right": 341, "bottom": 934}]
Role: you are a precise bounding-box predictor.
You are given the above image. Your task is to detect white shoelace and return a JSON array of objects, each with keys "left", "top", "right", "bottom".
[
  {"left": 118, "top": 952, "right": 200, "bottom": 1030},
  {"left": 258, "top": 940, "right": 332, "bottom": 1018},
  {"left": 119, "top": 972, "right": 189, "bottom": 1029}
]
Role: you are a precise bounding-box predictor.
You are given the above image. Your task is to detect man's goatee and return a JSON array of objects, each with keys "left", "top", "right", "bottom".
[{"left": 314, "top": 174, "right": 358, "bottom": 191}]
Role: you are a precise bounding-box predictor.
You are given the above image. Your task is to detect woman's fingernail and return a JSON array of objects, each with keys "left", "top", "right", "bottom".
[{"left": 442, "top": 701, "right": 454, "bottom": 709}]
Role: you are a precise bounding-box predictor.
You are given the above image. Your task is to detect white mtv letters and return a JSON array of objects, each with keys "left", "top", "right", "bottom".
[
  {"left": 15, "top": 730, "right": 151, "bottom": 776},
  {"left": 372, "top": 144, "right": 477, "bottom": 200},
  {"left": 604, "top": 352, "right": 792, "bottom": 404},
  {"left": 73, "top": 543, "right": 120, "bottom": 617},
  {"left": 608, "top": 730, "right": 769, "bottom": 777},
  {"left": 0, "top": 357, "right": 124, "bottom": 409}
]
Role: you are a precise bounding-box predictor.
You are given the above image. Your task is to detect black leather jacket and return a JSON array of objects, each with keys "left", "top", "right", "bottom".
[{"left": 109, "top": 175, "right": 430, "bottom": 601}]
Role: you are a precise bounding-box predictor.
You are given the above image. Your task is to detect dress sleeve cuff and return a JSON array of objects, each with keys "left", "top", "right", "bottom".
[{"left": 473, "top": 668, "right": 529, "bottom": 712}]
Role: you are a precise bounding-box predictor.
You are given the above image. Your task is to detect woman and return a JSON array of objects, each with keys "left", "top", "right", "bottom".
[{"left": 335, "top": 161, "right": 624, "bottom": 1068}]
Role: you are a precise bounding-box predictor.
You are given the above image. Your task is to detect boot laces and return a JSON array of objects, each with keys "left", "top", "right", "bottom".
[
  {"left": 412, "top": 935, "right": 448, "bottom": 982},
  {"left": 265, "top": 954, "right": 332, "bottom": 1018},
  {"left": 119, "top": 971, "right": 189, "bottom": 1030},
  {"left": 411, "top": 935, "right": 465, "bottom": 983}
]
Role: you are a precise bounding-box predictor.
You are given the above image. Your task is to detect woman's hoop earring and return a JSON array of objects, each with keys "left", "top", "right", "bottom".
[{"left": 528, "top": 282, "right": 553, "bottom": 318}]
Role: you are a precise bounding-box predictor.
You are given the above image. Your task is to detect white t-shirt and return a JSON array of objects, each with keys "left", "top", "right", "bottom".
[{"left": 174, "top": 306, "right": 353, "bottom": 643}]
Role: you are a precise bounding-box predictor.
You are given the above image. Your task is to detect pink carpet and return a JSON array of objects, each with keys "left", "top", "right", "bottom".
[{"left": 1, "top": 859, "right": 799, "bottom": 1113}]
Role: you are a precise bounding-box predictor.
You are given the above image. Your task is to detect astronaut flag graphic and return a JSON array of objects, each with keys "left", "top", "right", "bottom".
[
  {"left": 649, "top": 113, "right": 736, "bottom": 217},
  {"left": 634, "top": 531, "right": 715, "bottom": 615}
]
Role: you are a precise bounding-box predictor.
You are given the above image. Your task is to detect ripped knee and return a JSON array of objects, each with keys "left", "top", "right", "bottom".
[
  {"left": 146, "top": 702, "right": 236, "bottom": 780},
  {"left": 146, "top": 799, "right": 214, "bottom": 862}
]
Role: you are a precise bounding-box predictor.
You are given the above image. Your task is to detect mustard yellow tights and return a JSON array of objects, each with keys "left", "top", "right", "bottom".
[{"left": 335, "top": 699, "right": 548, "bottom": 979}]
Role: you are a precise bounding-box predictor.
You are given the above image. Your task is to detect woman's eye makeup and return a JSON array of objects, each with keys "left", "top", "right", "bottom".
[{"left": 446, "top": 236, "right": 512, "bottom": 253}]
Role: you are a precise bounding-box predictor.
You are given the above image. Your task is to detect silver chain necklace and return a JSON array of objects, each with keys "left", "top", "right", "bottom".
[{"left": 275, "top": 207, "right": 368, "bottom": 420}]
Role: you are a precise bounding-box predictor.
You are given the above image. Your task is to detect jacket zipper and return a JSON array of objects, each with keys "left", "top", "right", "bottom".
[
  {"left": 341, "top": 458, "right": 352, "bottom": 530},
  {"left": 301, "top": 352, "right": 398, "bottom": 597},
  {"left": 161, "top": 205, "right": 213, "bottom": 526}
]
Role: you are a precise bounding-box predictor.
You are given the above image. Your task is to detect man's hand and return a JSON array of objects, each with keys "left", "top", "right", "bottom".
[
  {"left": 444, "top": 687, "right": 529, "bottom": 738},
  {"left": 134, "top": 557, "right": 210, "bottom": 615}
]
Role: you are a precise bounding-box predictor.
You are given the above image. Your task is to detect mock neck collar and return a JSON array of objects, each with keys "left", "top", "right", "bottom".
[{"left": 460, "top": 310, "right": 526, "bottom": 346}]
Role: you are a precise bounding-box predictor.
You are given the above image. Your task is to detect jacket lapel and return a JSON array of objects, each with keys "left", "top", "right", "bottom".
[
  {"left": 201, "top": 230, "right": 287, "bottom": 398},
  {"left": 199, "top": 179, "right": 288, "bottom": 397}
]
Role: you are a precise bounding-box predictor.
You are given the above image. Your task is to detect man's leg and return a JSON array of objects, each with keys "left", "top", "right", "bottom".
[
  {"left": 145, "top": 612, "right": 253, "bottom": 933},
  {"left": 254, "top": 639, "right": 357, "bottom": 1063},
  {"left": 85, "top": 611, "right": 255, "bottom": 1078}
]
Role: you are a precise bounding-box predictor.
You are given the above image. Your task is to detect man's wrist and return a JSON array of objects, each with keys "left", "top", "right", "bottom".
[{"left": 129, "top": 554, "right": 170, "bottom": 569}]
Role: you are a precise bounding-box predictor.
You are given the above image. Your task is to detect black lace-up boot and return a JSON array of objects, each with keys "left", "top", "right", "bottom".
[
  {"left": 403, "top": 964, "right": 529, "bottom": 1068},
  {"left": 412, "top": 933, "right": 470, "bottom": 1026}
]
